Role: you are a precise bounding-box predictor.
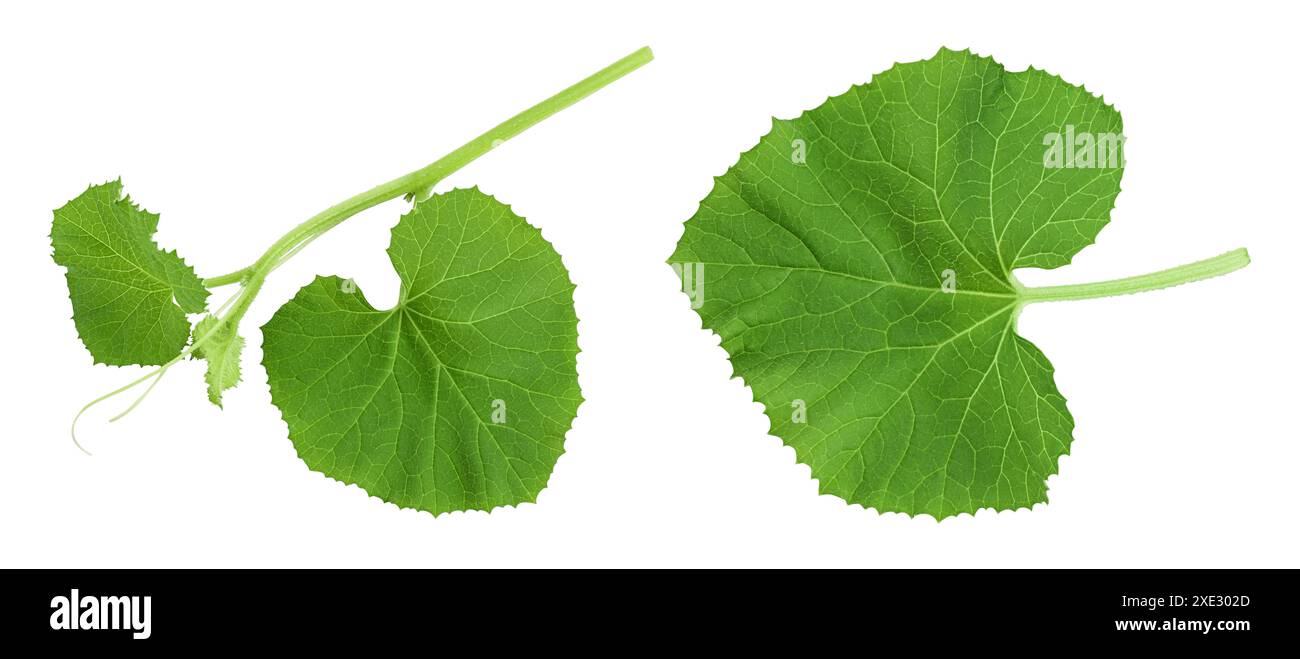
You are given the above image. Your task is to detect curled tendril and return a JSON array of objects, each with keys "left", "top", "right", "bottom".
[{"left": 71, "top": 287, "right": 246, "bottom": 454}]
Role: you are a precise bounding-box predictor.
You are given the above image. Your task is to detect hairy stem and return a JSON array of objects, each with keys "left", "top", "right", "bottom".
[
  {"left": 203, "top": 46, "right": 654, "bottom": 288},
  {"left": 203, "top": 267, "right": 252, "bottom": 288},
  {"left": 221, "top": 44, "right": 652, "bottom": 335},
  {"left": 1019, "top": 248, "right": 1250, "bottom": 303}
]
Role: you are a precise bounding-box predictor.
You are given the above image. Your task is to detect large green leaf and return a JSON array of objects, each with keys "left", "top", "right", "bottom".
[
  {"left": 262, "top": 188, "right": 581, "bottom": 515},
  {"left": 51, "top": 180, "right": 209, "bottom": 366},
  {"left": 671, "top": 48, "right": 1124, "bottom": 519}
]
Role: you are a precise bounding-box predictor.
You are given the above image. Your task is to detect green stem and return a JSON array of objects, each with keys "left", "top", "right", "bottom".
[
  {"left": 204, "top": 45, "right": 654, "bottom": 288},
  {"left": 1019, "top": 248, "right": 1250, "bottom": 303},
  {"left": 203, "top": 267, "right": 252, "bottom": 288}
]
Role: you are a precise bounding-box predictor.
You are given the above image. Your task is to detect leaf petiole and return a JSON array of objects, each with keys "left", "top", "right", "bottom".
[
  {"left": 1017, "top": 248, "right": 1251, "bottom": 304},
  {"left": 202, "top": 267, "right": 252, "bottom": 288}
]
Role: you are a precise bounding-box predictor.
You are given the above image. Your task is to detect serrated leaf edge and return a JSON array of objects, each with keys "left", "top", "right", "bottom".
[
  {"left": 260, "top": 187, "right": 585, "bottom": 519},
  {"left": 669, "top": 47, "right": 1114, "bottom": 521}
]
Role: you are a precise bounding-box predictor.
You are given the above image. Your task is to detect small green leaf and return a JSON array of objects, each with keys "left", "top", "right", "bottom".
[
  {"left": 262, "top": 188, "right": 581, "bottom": 515},
  {"left": 191, "top": 316, "right": 243, "bottom": 407},
  {"left": 51, "top": 180, "right": 209, "bottom": 366},
  {"left": 672, "top": 48, "right": 1126, "bottom": 519}
]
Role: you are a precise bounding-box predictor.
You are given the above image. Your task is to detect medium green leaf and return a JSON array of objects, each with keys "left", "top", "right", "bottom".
[
  {"left": 51, "top": 180, "right": 209, "bottom": 366},
  {"left": 671, "top": 48, "right": 1125, "bottom": 519},
  {"left": 262, "top": 188, "right": 581, "bottom": 515},
  {"left": 191, "top": 315, "right": 243, "bottom": 407}
]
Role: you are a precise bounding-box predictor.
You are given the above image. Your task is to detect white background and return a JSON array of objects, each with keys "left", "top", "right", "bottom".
[{"left": 2, "top": 1, "right": 1295, "bottom": 568}]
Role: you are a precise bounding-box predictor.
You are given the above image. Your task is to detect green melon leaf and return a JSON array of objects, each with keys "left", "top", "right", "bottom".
[
  {"left": 671, "top": 47, "right": 1245, "bottom": 519},
  {"left": 51, "top": 180, "right": 209, "bottom": 366},
  {"left": 262, "top": 188, "right": 581, "bottom": 515}
]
